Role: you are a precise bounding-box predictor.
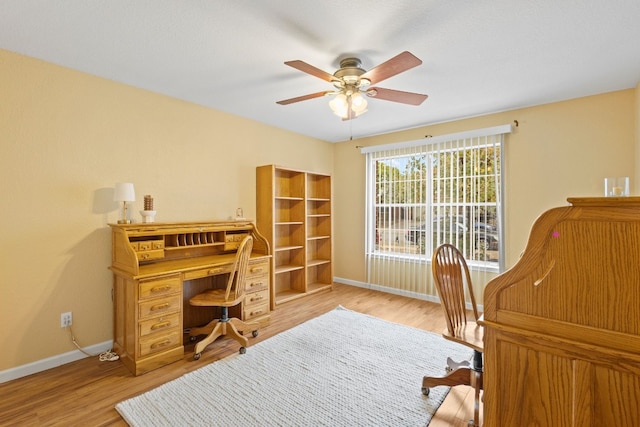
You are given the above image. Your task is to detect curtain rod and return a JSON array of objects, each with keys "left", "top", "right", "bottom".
[{"left": 359, "top": 123, "right": 512, "bottom": 154}]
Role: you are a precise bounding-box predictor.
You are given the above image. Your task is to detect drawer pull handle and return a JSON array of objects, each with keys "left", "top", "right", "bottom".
[
  {"left": 208, "top": 268, "right": 222, "bottom": 275},
  {"left": 251, "top": 267, "right": 264, "bottom": 273},
  {"left": 251, "top": 309, "right": 263, "bottom": 316},
  {"left": 151, "top": 285, "right": 171, "bottom": 293},
  {"left": 249, "top": 281, "right": 264, "bottom": 288},
  {"left": 141, "top": 253, "right": 150, "bottom": 260},
  {"left": 151, "top": 321, "right": 171, "bottom": 330},
  {"left": 150, "top": 339, "right": 171, "bottom": 349},
  {"left": 150, "top": 302, "right": 170, "bottom": 311},
  {"left": 251, "top": 295, "right": 264, "bottom": 302}
]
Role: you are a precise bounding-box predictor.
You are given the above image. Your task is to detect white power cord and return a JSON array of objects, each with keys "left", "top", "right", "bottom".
[{"left": 67, "top": 325, "right": 120, "bottom": 362}]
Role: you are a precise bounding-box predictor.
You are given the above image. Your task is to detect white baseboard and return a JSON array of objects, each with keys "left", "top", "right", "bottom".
[
  {"left": 0, "top": 340, "right": 113, "bottom": 384},
  {"left": 2, "top": 279, "right": 479, "bottom": 384},
  {"left": 333, "top": 276, "right": 483, "bottom": 312},
  {"left": 333, "top": 276, "right": 441, "bottom": 303}
]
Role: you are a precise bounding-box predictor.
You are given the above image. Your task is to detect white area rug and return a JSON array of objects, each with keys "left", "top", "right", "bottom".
[{"left": 116, "top": 306, "right": 472, "bottom": 426}]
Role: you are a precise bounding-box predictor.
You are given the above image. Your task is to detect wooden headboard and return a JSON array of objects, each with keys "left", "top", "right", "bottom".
[{"left": 482, "top": 197, "right": 640, "bottom": 426}]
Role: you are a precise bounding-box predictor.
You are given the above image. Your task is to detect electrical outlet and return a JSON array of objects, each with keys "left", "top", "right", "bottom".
[{"left": 61, "top": 312, "right": 72, "bottom": 328}]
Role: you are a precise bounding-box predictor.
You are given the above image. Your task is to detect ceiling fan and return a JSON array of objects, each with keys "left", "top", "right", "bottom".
[{"left": 276, "top": 51, "right": 428, "bottom": 120}]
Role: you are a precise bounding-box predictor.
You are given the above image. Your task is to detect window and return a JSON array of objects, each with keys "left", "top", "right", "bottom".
[{"left": 364, "top": 126, "right": 509, "bottom": 273}]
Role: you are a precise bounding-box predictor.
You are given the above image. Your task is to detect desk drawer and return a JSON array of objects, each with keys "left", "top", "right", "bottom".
[
  {"left": 138, "top": 249, "right": 164, "bottom": 261},
  {"left": 139, "top": 329, "right": 181, "bottom": 357},
  {"left": 138, "top": 240, "right": 165, "bottom": 251},
  {"left": 139, "top": 295, "right": 181, "bottom": 319},
  {"left": 139, "top": 275, "right": 181, "bottom": 299},
  {"left": 244, "top": 302, "right": 269, "bottom": 320},
  {"left": 247, "top": 259, "right": 269, "bottom": 278},
  {"left": 139, "top": 313, "right": 181, "bottom": 337},
  {"left": 245, "top": 289, "right": 269, "bottom": 306},
  {"left": 183, "top": 264, "right": 233, "bottom": 281},
  {"left": 245, "top": 275, "right": 269, "bottom": 293}
]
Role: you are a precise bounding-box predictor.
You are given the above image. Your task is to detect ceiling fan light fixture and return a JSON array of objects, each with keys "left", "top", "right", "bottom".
[
  {"left": 351, "top": 92, "right": 368, "bottom": 113},
  {"left": 329, "top": 91, "right": 368, "bottom": 119},
  {"left": 329, "top": 93, "right": 349, "bottom": 117}
]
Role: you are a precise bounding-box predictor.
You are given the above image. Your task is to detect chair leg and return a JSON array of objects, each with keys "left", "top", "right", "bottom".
[
  {"left": 189, "top": 319, "right": 220, "bottom": 338},
  {"left": 470, "top": 350, "right": 483, "bottom": 427},
  {"left": 423, "top": 366, "right": 473, "bottom": 390},
  {"left": 228, "top": 317, "right": 259, "bottom": 336},
  {"left": 471, "top": 369, "right": 482, "bottom": 427},
  {"left": 193, "top": 321, "right": 225, "bottom": 357},
  {"left": 423, "top": 350, "right": 484, "bottom": 427},
  {"left": 224, "top": 320, "right": 249, "bottom": 348}
]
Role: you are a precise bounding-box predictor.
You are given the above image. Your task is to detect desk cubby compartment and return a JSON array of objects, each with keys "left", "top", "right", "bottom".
[{"left": 165, "top": 231, "right": 223, "bottom": 248}]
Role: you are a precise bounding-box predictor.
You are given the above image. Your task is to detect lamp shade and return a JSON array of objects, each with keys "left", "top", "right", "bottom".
[{"left": 114, "top": 182, "right": 135, "bottom": 202}]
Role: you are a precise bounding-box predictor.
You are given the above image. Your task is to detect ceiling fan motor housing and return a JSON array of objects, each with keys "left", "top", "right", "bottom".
[{"left": 333, "top": 58, "right": 370, "bottom": 88}]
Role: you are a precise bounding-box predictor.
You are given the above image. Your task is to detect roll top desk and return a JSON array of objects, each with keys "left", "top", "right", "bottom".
[
  {"left": 482, "top": 197, "right": 640, "bottom": 426},
  {"left": 109, "top": 221, "right": 271, "bottom": 376}
]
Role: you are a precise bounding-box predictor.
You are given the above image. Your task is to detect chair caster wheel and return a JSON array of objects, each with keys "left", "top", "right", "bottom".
[
  {"left": 422, "top": 387, "right": 430, "bottom": 396},
  {"left": 189, "top": 336, "right": 197, "bottom": 342},
  {"left": 239, "top": 347, "right": 246, "bottom": 354},
  {"left": 252, "top": 330, "right": 259, "bottom": 338},
  {"left": 193, "top": 352, "right": 201, "bottom": 360}
]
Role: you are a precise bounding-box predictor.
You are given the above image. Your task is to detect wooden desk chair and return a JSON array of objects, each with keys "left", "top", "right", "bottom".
[
  {"left": 189, "top": 235, "right": 259, "bottom": 360},
  {"left": 422, "top": 243, "right": 483, "bottom": 427}
]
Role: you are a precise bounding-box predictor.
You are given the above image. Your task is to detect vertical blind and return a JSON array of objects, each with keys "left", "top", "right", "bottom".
[{"left": 361, "top": 125, "right": 511, "bottom": 306}]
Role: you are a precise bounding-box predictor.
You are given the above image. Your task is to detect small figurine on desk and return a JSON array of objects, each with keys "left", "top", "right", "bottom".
[
  {"left": 235, "top": 207, "right": 246, "bottom": 221},
  {"left": 140, "top": 195, "right": 157, "bottom": 223}
]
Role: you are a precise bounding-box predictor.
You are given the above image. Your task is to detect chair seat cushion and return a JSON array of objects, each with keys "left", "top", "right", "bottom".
[{"left": 190, "top": 289, "right": 243, "bottom": 307}]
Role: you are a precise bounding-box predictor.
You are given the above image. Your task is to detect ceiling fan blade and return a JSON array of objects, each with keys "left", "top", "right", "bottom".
[
  {"left": 367, "top": 87, "right": 428, "bottom": 105},
  {"left": 284, "top": 60, "right": 339, "bottom": 83},
  {"left": 360, "top": 51, "right": 422, "bottom": 85},
  {"left": 276, "top": 91, "right": 330, "bottom": 105}
]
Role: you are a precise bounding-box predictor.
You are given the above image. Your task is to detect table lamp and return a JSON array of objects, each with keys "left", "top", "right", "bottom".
[{"left": 114, "top": 182, "right": 135, "bottom": 224}]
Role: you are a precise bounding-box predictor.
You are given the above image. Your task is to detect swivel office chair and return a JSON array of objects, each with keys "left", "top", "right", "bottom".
[{"left": 189, "top": 235, "right": 259, "bottom": 359}]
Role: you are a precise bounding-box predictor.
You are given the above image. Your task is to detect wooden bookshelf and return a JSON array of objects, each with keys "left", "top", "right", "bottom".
[{"left": 256, "top": 165, "right": 333, "bottom": 306}]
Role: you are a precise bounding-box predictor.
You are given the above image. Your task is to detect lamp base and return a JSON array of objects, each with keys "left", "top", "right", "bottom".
[
  {"left": 117, "top": 219, "right": 132, "bottom": 224},
  {"left": 140, "top": 210, "right": 157, "bottom": 223}
]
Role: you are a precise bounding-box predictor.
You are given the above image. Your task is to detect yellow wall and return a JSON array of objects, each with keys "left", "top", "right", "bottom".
[
  {"left": 334, "top": 89, "right": 637, "bottom": 285},
  {"left": 1, "top": 46, "right": 638, "bottom": 375},
  {"left": 0, "top": 49, "right": 333, "bottom": 371},
  {"left": 636, "top": 81, "right": 640, "bottom": 191}
]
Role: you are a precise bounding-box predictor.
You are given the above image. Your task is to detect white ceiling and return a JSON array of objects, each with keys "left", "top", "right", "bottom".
[{"left": 2, "top": 0, "right": 640, "bottom": 143}]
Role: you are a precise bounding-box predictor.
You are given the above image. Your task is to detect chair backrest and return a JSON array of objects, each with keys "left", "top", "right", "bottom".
[
  {"left": 431, "top": 243, "right": 480, "bottom": 337},
  {"left": 224, "top": 235, "right": 254, "bottom": 302}
]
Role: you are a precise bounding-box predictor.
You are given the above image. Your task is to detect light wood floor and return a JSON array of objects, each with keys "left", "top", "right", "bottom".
[{"left": 0, "top": 283, "right": 482, "bottom": 426}]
